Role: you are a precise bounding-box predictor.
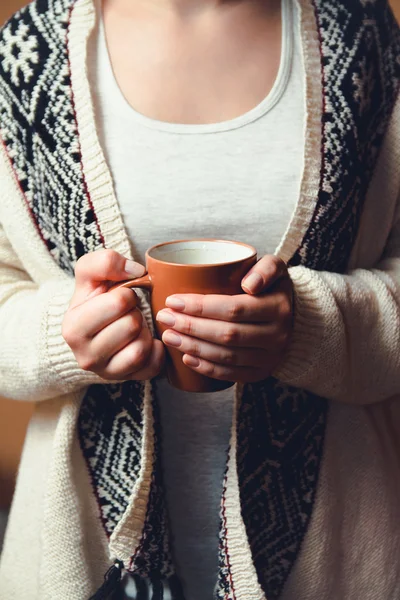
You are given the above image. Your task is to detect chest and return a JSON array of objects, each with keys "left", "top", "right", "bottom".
[
  {"left": 1, "top": 0, "right": 399, "bottom": 278},
  {"left": 102, "top": 0, "right": 282, "bottom": 124},
  {"left": 96, "top": 98, "right": 305, "bottom": 262},
  {"left": 93, "top": 0, "right": 304, "bottom": 261},
  {"left": 105, "top": 132, "right": 304, "bottom": 261}
]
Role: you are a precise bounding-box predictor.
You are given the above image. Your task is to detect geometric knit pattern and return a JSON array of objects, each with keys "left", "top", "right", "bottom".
[
  {"left": 0, "top": 0, "right": 145, "bottom": 557},
  {"left": 0, "top": 1, "right": 399, "bottom": 598},
  {"left": 236, "top": 380, "right": 327, "bottom": 599},
  {"left": 77, "top": 381, "right": 144, "bottom": 537},
  {"left": 216, "top": 459, "right": 235, "bottom": 600},
  {"left": 291, "top": 0, "right": 400, "bottom": 272},
  {"left": 0, "top": 0, "right": 103, "bottom": 276},
  {"left": 129, "top": 392, "right": 175, "bottom": 580},
  {"left": 216, "top": 0, "right": 400, "bottom": 597}
]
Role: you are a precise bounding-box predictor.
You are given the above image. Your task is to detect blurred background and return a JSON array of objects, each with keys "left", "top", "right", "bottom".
[
  {"left": 0, "top": 0, "right": 37, "bottom": 533},
  {"left": 1, "top": 0, "right": 400, "bottom": 552},
  {"left": 0, "top": 0, "right": 36, "bottom": 537}
]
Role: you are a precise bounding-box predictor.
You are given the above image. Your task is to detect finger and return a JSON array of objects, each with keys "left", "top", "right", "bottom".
[
  {"left": 165, "top": 292, "right": 281, "bottom": 323},
  {"left": 103, "top": 326, "right": 154, "bottom": 379},
  {"left": 65, "top": 288, "right": 138, "bottom": 341},
  {"left": 182, "top": 354, "right": 268, "bottom": 384},
  {"left": 156, "top": 310, "right": 278, "bottom": 348},
  {"left": 128, "top": 339, "right": 166, "bottom": 381},
  {"left": 242, "top": 255, "right": 288, "bottom": 295},
  {"left": 89, "top": 309, "right": 144, "bottom": 366},
  {"left": 72, "top": 249, "right": 145, "bottom": 307},
  {"left": 162, "top": 330, "right": 271, "bottom": 367}
]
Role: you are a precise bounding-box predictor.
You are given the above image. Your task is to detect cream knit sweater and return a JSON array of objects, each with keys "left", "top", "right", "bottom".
[{"left": 0, "top": 0, "right": 400, "bottom": 598}]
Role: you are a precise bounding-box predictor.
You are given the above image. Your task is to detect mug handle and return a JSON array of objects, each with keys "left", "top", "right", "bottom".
[{"left": 108, "top": 274, "right": 152, "bottom": 292}]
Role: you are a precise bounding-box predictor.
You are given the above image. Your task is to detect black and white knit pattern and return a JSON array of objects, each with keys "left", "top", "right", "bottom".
[
  {"left": 216, "top": 1, "right": 400, "bottom": 598},
  {"left": 0, "top": 0, "right": 103, "bottom": 276},
  {"left": 78, "top": 382, "right": 144, "bottom": 536},
  {"left": 291, "top": 0, "right": 400, "bottom": 273},
  {"left": 0, "top": 0, "right": 166, "bottom": 575},
  {"left": 216, "top": 462, "right": 235, "bottom": 600},
  {"left": 237, "top": 381, "right": 327, "bottom": 598},
  {"left": 0, "top": 0, "right": 399, "bottom": 598},
  {"left": 215, "top": 382, "right": 328, "bottom": 600},
  {"left": 129, "top": 393, "right": 175, "bottom": 580}
]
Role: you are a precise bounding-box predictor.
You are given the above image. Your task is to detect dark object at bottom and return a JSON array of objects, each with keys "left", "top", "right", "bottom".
[{"left": 89, "top": 561, "right": 185, "bottom": 600}]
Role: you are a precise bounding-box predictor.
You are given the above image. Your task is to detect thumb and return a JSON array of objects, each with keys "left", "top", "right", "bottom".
[
  {"left": 71, "top": 249, "right": 145, "bottom": 306},
  {"left": 241, "top": 255, "right": 288, "bottom": 295}
]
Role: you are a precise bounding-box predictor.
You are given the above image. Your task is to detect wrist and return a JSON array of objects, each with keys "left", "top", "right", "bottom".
[{"left": 272, "top": 266, "right": 327, "bottom": 385}]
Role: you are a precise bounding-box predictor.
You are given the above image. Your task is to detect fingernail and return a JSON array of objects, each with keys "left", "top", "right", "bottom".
[
  {"left": 125, "top": 260, "right": 146, "bottom": 277},
  {"left": 184, "top": 355, "right": 200, "bottom": 367},
  {"left": 156, "top": 310, "right": 176, "bottom": 327},
  {"left": 242, "top": 272, "right": 263, "bottom": 293},
  {"left": 163, "top": 331, "right": 182, "bottom": 347},
  {"left": 166, "top": 296, "right": 185, "bottom": 311}
]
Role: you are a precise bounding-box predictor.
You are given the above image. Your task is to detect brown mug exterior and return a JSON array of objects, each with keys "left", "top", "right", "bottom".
[{"left": 115, "top": 239, "right": 257, "bottom": 393}]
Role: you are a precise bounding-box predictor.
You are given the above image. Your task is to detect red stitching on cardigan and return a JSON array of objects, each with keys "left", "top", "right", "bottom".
[
  {"left": 306, "top": 0, "right": 328, "bottom": 235},
  {"left": 66, "top": 0, "right": 111, "bottom": 541},
  {"left": 314, "top": 0, "right": 327, "bottom": 182},
  {"left": 128, "top": 472, "right": 154, "bottom": 571},
  {"left": 221, "top": 454, "right": 237, "bottom": 600},
  {"left": 66, "top": 0, "right": 105, "bottom": 248},
  {"left": 77, "top": 417, "right": 112, "bottom": 541}
]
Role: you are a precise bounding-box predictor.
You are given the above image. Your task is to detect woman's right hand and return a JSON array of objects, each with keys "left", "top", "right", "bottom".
[{"left": 62, "top": 249, "right": 165, "bottom": 381}]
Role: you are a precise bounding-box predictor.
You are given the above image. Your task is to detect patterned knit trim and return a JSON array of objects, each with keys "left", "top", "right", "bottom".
[
  {"left": 216, "top": 461, "right": 237, "bottom": 600},
  {"left": 0, "top": 0, "right": 156, "bottom": 570},
  {"left": 216, "top": 1, "right": 324, "bottom": 597},
  {"left": 68, "top": 0, "right": 158, "bottom": 564},
  {"left": 66, "top": 0, "right": 105, "bottom": 248},
  {"left": 0, "top": 6, "right": 53, "bottom": 250},
  {"left": 216, "top": 385, "right": 265, "bottom": 600},
  {"left": 68, "top": 0, "right": 156, "bottom": 336},
  {"left": 290, "top": 0, "right": 400, "bottom": 272},
  {"left": 127, "top": 389, "right": 175, "bottom": 579},
  {"left": 236, "top": 381, "right": 328, "bottom": 599},
  {"left": 219, "top": 1, "right": 400, "bottom": 598},
  {"left": 77, "top": 381, "right": 145, "bottom": 540},
  {"left": 0, "top": 0, "right": 104, "bottom": 275},
  {"left": 108, "top": 381, "right": 157, "bottom": 566},
  {"left": 277, "top": 0, "right": 324, "bottom": 264},
  {"left": 67, "top": 0, "right": 133, "bottom": 259},
  {"left": 1, "top": 0, "right": 400, "bottom": 598}
]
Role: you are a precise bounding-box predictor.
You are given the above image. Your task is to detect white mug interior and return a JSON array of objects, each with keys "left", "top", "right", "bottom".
[{"left": 149, "top": 240, "right": 255, "bottom": 266}]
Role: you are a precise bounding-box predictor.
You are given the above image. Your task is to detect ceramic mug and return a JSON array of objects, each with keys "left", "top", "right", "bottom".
[{"left": 116, "top": 239, "right": 257, "bottom": 393}]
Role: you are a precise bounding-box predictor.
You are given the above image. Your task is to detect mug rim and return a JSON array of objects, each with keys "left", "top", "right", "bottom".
[{"left": 145, "top": 238, "right": 257, "bottom": 268}]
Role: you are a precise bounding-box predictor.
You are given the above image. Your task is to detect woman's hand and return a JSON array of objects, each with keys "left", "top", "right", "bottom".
[
  {"left": 62, "top": 249, "right": 165, "bottom": 381},
  {"left": 157, "top": 255, "right": 293, "bottom": 383}
]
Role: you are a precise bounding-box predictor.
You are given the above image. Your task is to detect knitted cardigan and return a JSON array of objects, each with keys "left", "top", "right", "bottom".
[{"left": 1, "top": 0, "right": 400, "bottom": 598}]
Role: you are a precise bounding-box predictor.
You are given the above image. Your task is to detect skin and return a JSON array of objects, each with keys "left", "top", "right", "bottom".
[
  {"left": 102, "top": 0, "right": 282, "bottom": 124},
  {"left": 62, "top": 250, "right": 293, "bottom": 382},
  {"left": 158, "top": 255, "right": 293, "bottom": 383},
  {"left": 62, "top": 250, "right": 165, "bottom": 380},
  {"left": 62, "top": 0, "right": 294, "bottom": 382}
]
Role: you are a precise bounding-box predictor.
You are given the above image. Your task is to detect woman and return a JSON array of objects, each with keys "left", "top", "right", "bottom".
[{"left": 0, "top": 0, "right": 399, "bottom": 598}]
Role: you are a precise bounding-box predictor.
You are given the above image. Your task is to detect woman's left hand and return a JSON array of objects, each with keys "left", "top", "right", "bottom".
[{"left": 156, "top": 255, "right": 294, "bottom": 383}]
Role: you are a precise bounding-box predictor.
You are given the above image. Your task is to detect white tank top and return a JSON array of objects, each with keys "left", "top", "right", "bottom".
[{"left": 89, "top": 1, "right": 305, "bottom": 597}]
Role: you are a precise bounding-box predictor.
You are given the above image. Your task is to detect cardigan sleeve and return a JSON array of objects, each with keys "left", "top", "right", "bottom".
[
  {"left": 0, "top": 224, "right": 107, "bottom": 402},
  {"left": 274, "top": 195, "right": 400, "bottom": 405}
]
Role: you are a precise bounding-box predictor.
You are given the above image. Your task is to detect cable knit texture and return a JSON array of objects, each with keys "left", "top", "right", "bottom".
[{"left": 0, "top": 0, "right": 400, "bottom": 599}]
